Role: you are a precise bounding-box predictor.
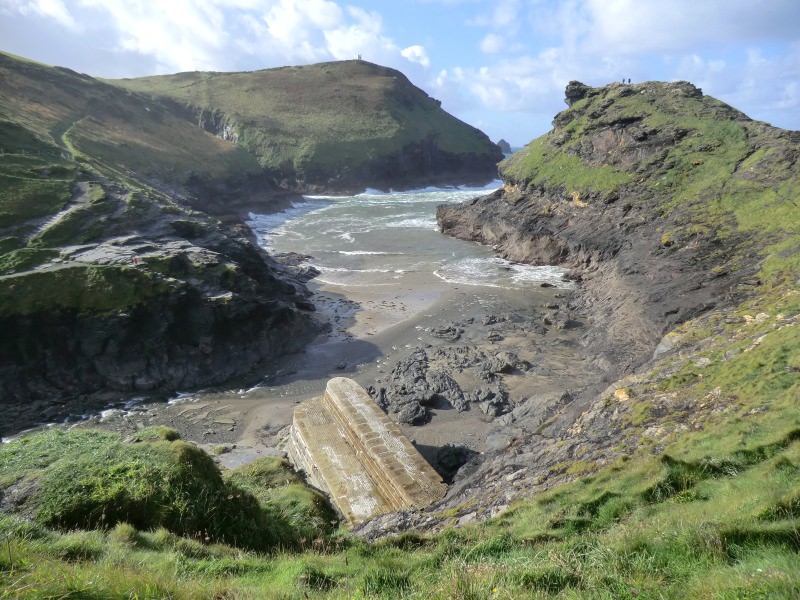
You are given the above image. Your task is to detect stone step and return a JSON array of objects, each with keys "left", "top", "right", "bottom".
[{"left": 287, "top": 377, "right": 447, "bottom": 524}]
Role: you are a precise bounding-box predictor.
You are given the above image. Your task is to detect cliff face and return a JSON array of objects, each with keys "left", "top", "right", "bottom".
[
  {"left": 0, "top": 54, "right": 321, "bottom": 433},
  {"left": 0, "top": 182, "right": 320, "bottom": 435}
]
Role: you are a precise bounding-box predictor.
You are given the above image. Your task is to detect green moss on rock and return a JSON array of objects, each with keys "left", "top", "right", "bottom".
[{"left": 0, "top": 265, "right": 178, "bottom": 316}]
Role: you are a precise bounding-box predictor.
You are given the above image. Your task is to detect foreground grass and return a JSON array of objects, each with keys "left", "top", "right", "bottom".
[{"left": 2, "top": 403, "right": 799, "bottom": 599}]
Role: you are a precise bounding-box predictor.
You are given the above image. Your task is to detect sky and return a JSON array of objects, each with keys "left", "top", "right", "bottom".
[{"left": 1, "top": 0, "right": 799, "bottom": 146}]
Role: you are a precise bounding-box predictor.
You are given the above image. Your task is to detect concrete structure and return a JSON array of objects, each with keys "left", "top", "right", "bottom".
[{"left": 287, "top": 377, "right": 447, "bottom": 524}]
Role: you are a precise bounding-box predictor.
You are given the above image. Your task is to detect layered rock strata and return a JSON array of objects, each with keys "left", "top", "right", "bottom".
[{"left": 287, "top": 377, "right": 446, "bottom": 524}]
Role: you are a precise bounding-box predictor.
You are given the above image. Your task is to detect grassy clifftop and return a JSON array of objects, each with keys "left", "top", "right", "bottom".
[{"left": 500, "top": 80, "right": 799, "bottom": 274}]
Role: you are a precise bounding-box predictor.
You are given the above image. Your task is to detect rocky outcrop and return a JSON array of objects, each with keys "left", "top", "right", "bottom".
[
  {"left": 438, "top": 80, "right": 790, "bottom": 376},
  {"left": 369, "top": 347, "right": 468, "bottom": 425},
  {"left": 0, "top": 183, "right": 320, "bottom": 436},
  {"left": 374, "top": 79, "right": 800, "bottom": 536}
]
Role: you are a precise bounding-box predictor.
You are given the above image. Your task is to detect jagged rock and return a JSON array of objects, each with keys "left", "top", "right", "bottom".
[
  {"left": 482, "top": 351, "right": 530, "bottom": 375},
  {"left": 430, "top": 323, "right": 462, "bottom": 341},
  {"left": 474, "top": 382, "right": 510, "bottom": 417},
  {"left": 481, "top": 314, "right": 506, "bottom": 326},
  {"left": 376, "top": 348, "right": 467, "bottom": 417},
  {"left": 427, "top": 370, "right": 468, "bottom": 411},
  {"left": 486, "top": 330, "right": 503, "bottom": 342},
  {"left": 398, "top": 402, "right": 429, "bottom": 425},
  {"left": 496, "top": 390, "right": 575, "bottom": 430},
  {"left": 436, "top": 444, "right": 478, "bottom": 483},
  {"left": 564, "top": 80, "right": 591, "bottom": 106}
]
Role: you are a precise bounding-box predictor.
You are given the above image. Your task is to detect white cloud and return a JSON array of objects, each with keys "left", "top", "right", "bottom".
[
  {"left": 323, "top": 6, "right": 404, "bottom": 65},
  {"left": 584, "top": 0, "right": 800, "bottom": 54},
  {"left": 401, "top": 45, "right": 430, "bottom": 68},
  {"left": 479, "top": 33, "right": 503, "bottom": 54},
  {"left": 490, "top": 0, "right": 520, "bottom": 28},
  {"left": 1, "top": 0, "right": 433, "bottom": 75},
  {"left": 1, "top": 0, "right": 79, "bottom": 30},
  {"left": 76, "top": 0, "right": 230, "bottom": 72}
]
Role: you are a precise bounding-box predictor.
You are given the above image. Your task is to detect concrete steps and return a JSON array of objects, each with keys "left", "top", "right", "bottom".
[{"left": 287, "top": 377, "right": 447, "bottom": 524}]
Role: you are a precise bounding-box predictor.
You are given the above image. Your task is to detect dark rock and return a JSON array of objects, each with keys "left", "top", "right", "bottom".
[
  {"left": 473, "top": 382, "right": 510, "bottom": 417},
  {"left": 294, "top": 299, "right": 316, "bottom": 311},
  {"left": 397, "top": 402, "right": 429, "bottom": 425},
  {"left": 429, "top": 323, "right": 462, "bottom": 341},
  {"left": 482, "top": 351, "right": 530, "bottom": 375},
  {"left": 427, "top": 370, "right": 468, "bottom": 411},
  {"left": 378, "top": 348, "right": 467, "bottom": 414},
  {"left": 481, "top": 314, "right": 505, "bottom": 326},
  {"left": 486, "top": 331, "right": 503, "bottom": 342},
  {"left": 564, "top": 80, "right": 591, "bottom": 106},
  {"left": 436, "top": 444, "right": 478, "bottom": 482},
  {"left": 0, "top": 224, "right": 320, "bottom": 436}
]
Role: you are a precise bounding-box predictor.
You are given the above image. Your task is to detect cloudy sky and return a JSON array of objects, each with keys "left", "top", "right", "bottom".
[{"left": 2, "top": 0, "right": 799, "bottom": 145}]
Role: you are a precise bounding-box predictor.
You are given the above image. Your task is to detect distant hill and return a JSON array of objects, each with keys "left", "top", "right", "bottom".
[{"left": 108, "top": 60, "right": 502, "bottom": 193}]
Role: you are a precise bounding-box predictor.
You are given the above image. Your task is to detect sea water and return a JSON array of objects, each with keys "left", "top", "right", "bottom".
[{"left": 247, "top": 182, "right": 570, "bottom": 290}]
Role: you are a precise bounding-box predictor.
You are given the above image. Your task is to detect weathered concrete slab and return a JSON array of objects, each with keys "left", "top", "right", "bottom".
[{"left": 287, "top": 377, "right": 447, "bottom": 524}]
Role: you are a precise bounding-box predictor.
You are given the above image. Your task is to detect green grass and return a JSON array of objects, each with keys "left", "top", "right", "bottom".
[
  {"left": 2, "top": 410, "right": 799, "bottom": 598},
  {"left": 0, "top": 247, "right": 59, "bottom": 274},
  {"left": 0, "top": 429, "right": 337, "bottom": 554},
  {"left": 500, "top": 135, "right": 631, "bottom": 193},
  {"left": 0, "top": 49, "right": 263, "bottom": 225},
  {"left": 0, "top": 174, "right": 73, "bottom": 228},
  {"left": 0, "top": 264, "right": 179, "bottom": 316}
]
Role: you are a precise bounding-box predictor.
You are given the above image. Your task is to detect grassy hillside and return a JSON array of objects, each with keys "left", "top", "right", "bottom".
[
  {"left": 0, "top": 52, "right": 259, "bottom": 214},
  {"left": 0, "top": 51, "right": 319, "bottom": 413},
  {"left": 109, "top": 60, "right": 502, "bottom": 187}
]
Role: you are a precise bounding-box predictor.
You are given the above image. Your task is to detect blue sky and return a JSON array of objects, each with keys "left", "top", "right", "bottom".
[{"left": 1, "top": 0, "right": 799, "bottom": 145}]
